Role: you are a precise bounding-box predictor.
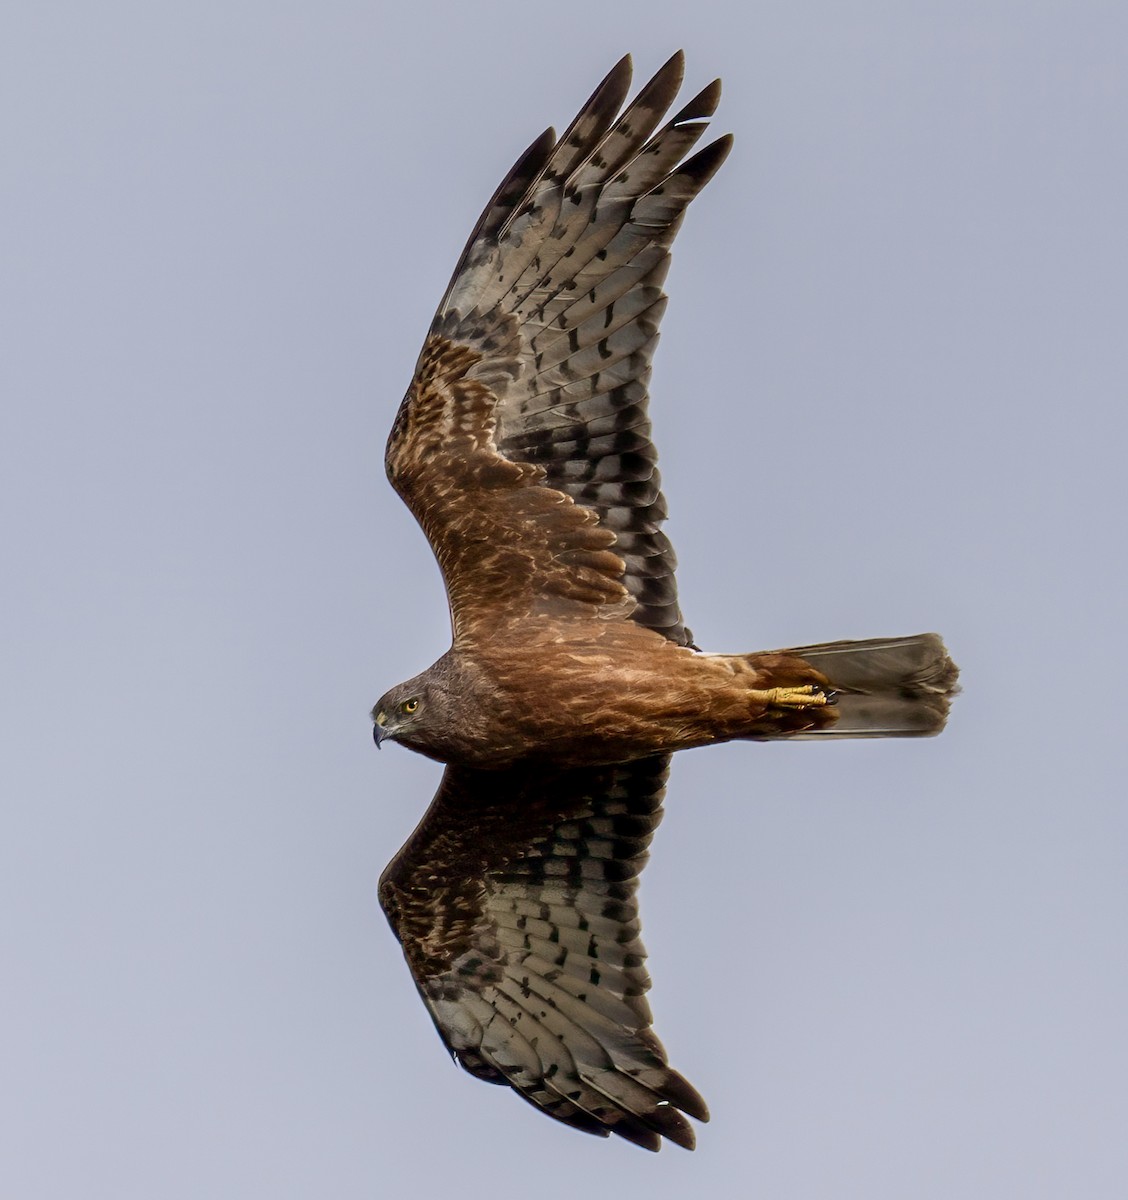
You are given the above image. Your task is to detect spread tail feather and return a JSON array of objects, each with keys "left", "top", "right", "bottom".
[{"left": 787, "top": 633, "right": 959, "bottom": 738}]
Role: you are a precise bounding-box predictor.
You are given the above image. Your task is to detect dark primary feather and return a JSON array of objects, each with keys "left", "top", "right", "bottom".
[
  {"left": 379, "top": 756, "right": 708, "bottom": 1150},
  {"left": 386, "top": 52, "right": 731, "bottom": 646}
]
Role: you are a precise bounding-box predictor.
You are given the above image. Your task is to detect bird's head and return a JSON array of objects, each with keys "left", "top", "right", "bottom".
[
  {"left": 372, "top": 679, "right": 430, "bottom": 751},
  {"left": 371, "top": 656, "right": 467, "bottom": 762}
]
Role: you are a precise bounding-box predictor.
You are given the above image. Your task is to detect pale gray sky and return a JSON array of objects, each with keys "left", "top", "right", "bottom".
[{"left": 3, "top": 2, "right": 1126, "bottom": 1196}]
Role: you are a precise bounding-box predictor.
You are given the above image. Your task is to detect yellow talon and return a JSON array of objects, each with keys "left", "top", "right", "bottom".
[{"left": 755, "top": 684, "right": 832, "bottom": 710}]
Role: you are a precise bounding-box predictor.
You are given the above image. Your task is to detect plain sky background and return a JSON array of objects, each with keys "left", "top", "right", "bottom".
[{"left": 3, "top": 1, "right": 1126, "bottom": 1196}]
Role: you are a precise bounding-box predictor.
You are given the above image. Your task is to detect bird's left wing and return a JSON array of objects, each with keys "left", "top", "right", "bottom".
[
  {"left": 378, "top": 755, "right": 709, "bottom": 1151},
  {"left": 386, "top": 53, "right": 730, "bottom": 647}
]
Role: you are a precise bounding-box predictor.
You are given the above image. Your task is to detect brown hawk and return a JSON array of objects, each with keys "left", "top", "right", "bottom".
[{"left": 373, "top": 52, "right": 958, "bottom": 1151}]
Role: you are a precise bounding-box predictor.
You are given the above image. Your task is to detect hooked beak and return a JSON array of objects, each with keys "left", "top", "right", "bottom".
[{"left": 373, "top": 711, "right": 389, "bottom": 749}]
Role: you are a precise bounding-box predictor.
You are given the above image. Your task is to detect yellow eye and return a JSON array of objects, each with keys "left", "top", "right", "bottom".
[{"left": 400, "top": 698, "right": 419, "bottom": 715}]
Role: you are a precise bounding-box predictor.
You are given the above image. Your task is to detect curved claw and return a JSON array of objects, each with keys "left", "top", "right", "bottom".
[{"left": 758, "top": 684, "right": 833, "bottom": 711}]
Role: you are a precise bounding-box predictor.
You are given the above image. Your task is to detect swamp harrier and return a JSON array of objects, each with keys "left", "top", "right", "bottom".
[{"left": 373, "top": 53, "right": 958, "bottom": 1151}]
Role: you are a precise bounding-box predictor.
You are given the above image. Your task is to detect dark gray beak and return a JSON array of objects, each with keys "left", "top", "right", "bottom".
[{"left": 373, "top": 715, "right": 388, "bottom": 749}]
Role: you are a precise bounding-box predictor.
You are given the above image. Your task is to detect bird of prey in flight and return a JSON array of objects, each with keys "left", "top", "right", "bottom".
[{"left": 373, "top": 52, "right": 958, "bottom": 1151}]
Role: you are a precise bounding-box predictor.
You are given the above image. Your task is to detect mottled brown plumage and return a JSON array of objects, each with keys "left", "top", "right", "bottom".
[{"left": 374, "top": 52, "right": 958, "bottom": 1151}]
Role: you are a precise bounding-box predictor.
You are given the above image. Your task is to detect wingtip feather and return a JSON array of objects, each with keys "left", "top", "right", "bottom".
[
  {"left": 681, "top": 133, "right": 734, "bottom": 186},
  {"left": 672, "top": 77, "right": 723, "bottom": 125}
]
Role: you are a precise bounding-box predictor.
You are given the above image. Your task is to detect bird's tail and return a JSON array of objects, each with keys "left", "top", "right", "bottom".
[{"left": 787, "top": 632, "right": 959, "bottom": 738}]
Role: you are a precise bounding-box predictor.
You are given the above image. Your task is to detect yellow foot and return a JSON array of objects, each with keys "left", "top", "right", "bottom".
[{"left": 750, "top": 684, "right": 835, "bottom": 710}]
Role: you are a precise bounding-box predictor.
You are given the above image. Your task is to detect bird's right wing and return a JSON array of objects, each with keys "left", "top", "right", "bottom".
[
  {"left": 385, "top": 54, "right": 730, "bottom": 647},
  {"left": 378, "top": 755, "right": 708, "bottom": 1151}
]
